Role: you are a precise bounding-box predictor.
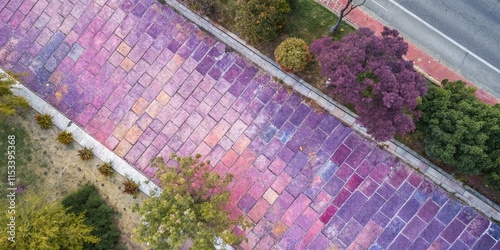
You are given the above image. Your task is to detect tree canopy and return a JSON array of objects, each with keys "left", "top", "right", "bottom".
[
  {"left": 133, "top": 154, "right": 248, "bottom": 249},
  {"left": 311, "top": 27, "right": 427, "bottom": 141},
  {"left": 0, "top": 192, "right": 99, "bottom": 249},
  {"left": 418, "top": 80, "right": 500, "bottom": 175}
]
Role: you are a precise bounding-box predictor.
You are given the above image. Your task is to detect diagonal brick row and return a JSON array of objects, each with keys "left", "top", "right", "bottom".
[{"left": 1, "top": 0, "right": 500, "bottom": 249}]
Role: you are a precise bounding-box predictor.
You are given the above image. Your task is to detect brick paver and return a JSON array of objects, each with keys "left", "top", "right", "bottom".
[{"left": 1, "top": 0, "right": 500, "bottom": 249}]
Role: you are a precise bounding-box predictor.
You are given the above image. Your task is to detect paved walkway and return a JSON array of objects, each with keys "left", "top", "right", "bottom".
[
  {"left": 320, "top": 0, "right": 499, "bottom": 106},
  {"left": 1, "top": 0, "right": 500, "bottom": 249}
]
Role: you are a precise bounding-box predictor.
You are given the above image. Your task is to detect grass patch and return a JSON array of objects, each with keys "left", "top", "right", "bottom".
[
  {"left": 285, "top": 0, "right": 354, "bottom": 43},
  {"left": 0, "top": 114, "right": 38, "bottom": 196}
]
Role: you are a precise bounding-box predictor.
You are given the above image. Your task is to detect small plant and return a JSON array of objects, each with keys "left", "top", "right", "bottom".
[
  {"left": 235, "top": 0, "right": 290, "bottom": 43},
  {"left": 122, "top": 178, "right": 139, "bottom": 196},
  {"left": 57, "top": 130, "right": 73, "bottom": 144},
  {"left": 36, "top": 113, "right": 53, "bottom": 129},
  {"left": 274, "top": 37, "right": 312, "bottom": 72},
  {"left": 98, "top": 161, "right": 114, "bottom": 177},
  {"left": 78, "top": 147, "right": 94, "bottom": 161}
]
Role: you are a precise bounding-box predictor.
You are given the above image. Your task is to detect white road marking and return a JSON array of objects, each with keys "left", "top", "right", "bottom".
[
  {"left": 371, "top": 0, "right": 388, "bottom": 11},
  {"left": 387, "top": 0, "right": 500, "bottom": 74}
]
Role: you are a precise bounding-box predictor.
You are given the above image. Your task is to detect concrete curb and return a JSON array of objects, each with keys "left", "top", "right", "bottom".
[
  {"left": 1, "top": 69, "right": 160, "bottom": 196},
  {"left": 162, "top": 0, "right": 500, "bottom": 221}
]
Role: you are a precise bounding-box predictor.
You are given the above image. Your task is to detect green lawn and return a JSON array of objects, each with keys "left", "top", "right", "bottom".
[
  {"left": 285, "top": 0, "right": 355, "bottom": 43},
  {"left": 0, "top": 114, "right": 39, "bottom": 197}
]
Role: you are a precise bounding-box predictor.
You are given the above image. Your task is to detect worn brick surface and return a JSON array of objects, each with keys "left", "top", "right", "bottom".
[{"left": 3, "top": 0, "right": 499, "bottom": 249}]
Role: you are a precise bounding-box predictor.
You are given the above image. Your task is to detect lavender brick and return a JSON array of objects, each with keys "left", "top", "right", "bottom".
[
  {"left": 380, "top": 194, "right": 405, "bottom": 218},
  {"left": 270, "top": 104, "right": 294, "bottom": 129},
  {"left": 238, "top": 193, "right": 256, "bottom": 213},
  {"left": 387, "top": 235, "right": 411, "bottom": 250},
  {"left": 323, "top": 175, "right": 344, "bottom": 196},
  {"left": 353, "top": 193, "right": 385, "bottom": 225},
  {"left": 441, "top": 219, "right": 466, "bottom": 243},
  {"left": 259, "top": 123, "right": 278, "bottom": 142},
  {"left": 436, "top": 199, "right": 462, "bottom": 225},
  {"left": 276, "top": 121, "right": 297, "bottom": 143},
  {"left": 376, "top": 217, "right": 405, "bottom": 249},
  {"left": 322, "top": 125, "right": 352, "bottom": 154},
  {"left": 420, "top": 219, "right": 445, "bottom": 243},
  {"left": 319, "top": 115, "right": 340, "bottom": 134},
  {"left": 487, "top": 223, "right": 500, "bottom": 240},
  {"left": 338, "top": 219, "right": 363, "bottom": 246},
  {"left": 408, "top": 237, "right": 430, "bottom": 250},
  {"left": 289, "top": 103, "right": 311, "bottom": 126},
  {"left": 285, "top": 173, "right": 308, "bottom": 198},
  {"left": 472, "top": 234, "right": 495, "bottom": 250},
  {"left": 318, "top": 160, "right": 338, "bottom": 182},
  {"left": 284, "top": 151, "right": 308, "bottom": 177},
  {"left": 450, "top": 240, "right": 470, "bottom": 250},
  {"left": 457, "top": 206, "right": 477, "bottom": 224},
  {"left": 336, "top": 191, "right": 368, "bottom": 222},
  {"left": 398, "top": 198, "right": 422, "bottom": 222}
]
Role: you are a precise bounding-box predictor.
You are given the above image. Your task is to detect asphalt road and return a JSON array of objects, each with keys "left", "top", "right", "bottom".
[{"left": 360, "top": 0, "right": 500, "bottom": 99}]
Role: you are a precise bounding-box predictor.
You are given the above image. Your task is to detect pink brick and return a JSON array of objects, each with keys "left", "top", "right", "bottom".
[
  {"left": 272, "top": 172, "right": 292, "bottom": 194},
  {"left": 332, "top": 188, "right": 352, "bottom": 208},
  {"left": 345, "top": 173, "right": 363, "bottom": 192},
  {"left": 248, "top": 198, "right": 270, "bottom": 223},
  {"left": 249, "top": 181, "right": 268, "bottom": 200},
  {"left": 311, "top": 190, "right": 333, "bottom": 213},
  {"left": 359, "top": 177, "right": 378, "bottom": 197},
  {"left": 296, "top": 207, "right": 319, "bottom": 231},
  {"left": 387, "top": 164, "right": 411, "bottom": 188},
  {"left": 407, "top": 171, "right": 424, "bottom": 187},
  {"left": 353, "top": 220, "right": 382, "bottom": 248},
  {"left": 281, "top": 194, "right": 311, "bottom": 227},
  {"left": 336, "top": 163, "right": 354, "bottom": 181},
  {"left": 320, "top": 205, "right": 338, "bottom": 224},
  {"left": 297, "top": 220, "right": 325, "bottom": 250},
  {"left": 370, "top": 163, "right": 390, "bottom": 184},
  {"left": 269, "top": 157, "right": 287, "bottom": 175}
]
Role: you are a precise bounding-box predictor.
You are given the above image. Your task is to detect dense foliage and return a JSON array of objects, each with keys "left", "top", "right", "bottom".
[
  {"left": 62, "top": 184, "right": 121, "bottom": 250},
  {"left": 0, "top": 72, "right": 28, "bottom": 116},
  {"left": 134, "top": 154, "right": 247, "bottom": 249},
  {"left": 0, "top": 192, "right": 99, "bottom": 249},
  {"left": 418, "top": 80, "right": 500, "bottom": 178},
  {"left": 311, "top": 27, "right": 427, "bottom": 141},
  {"left": 274, "top": 37, "right": 311, "bottom": 72},
  {"left": 181, "top": 0, "right": 220, "bottom": 16},
  {"left": 236, "top": 0, "right": 290, "bottom": 43}
]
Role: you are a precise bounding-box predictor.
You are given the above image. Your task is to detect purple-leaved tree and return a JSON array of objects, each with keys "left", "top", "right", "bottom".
[{"left": 311, "top": 27, "right": 428, "bottom": 141}]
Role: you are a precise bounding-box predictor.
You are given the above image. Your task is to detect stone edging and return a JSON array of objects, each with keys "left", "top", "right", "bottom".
[
  {"left": 161, "top": 0, "right": 500, "bottom": 222},
  {"left": 1, "top": 69, "right": 160, "bottom": 196}
]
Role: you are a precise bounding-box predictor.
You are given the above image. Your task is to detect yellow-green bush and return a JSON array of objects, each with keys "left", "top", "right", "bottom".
[
  {"left": 236, "top": 0, "right": 290, "bottom": 43},
  {"left": 274, "top": 37, "right": 311, "bottom": 72}
]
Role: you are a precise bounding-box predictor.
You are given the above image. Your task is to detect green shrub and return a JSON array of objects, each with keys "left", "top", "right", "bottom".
[
  {"left": 0, "top": 72, "right": 28, "bottom": 116},
  {"left": 274, "top": 37, "right": 311, "bottom": 72},
  {"left": 0, "top": 192, "right": 99, "bottom": 249},
  {"left": 236, "top": 0, "right": 290, "bottom": 43},
  {"left": 78, "top": 147, "right": 94, "bottom": 161},
  {"left": 36, "top": 113, "right": 53, "bottom": 129},
  {"left": 62, "top": 183, "right": 120, "bottom": 250},
  {"left": 122, "top": 178, "right": 139, "bottom": 196},
  {"left": 181, "top": 0, "right": 220, "bottom": 16},
  {"left": 98, "top": 161, "right": 114, "bottom": 177},
  {"left": 133, "top": 154, "right": 250, "bottom": 249},
  {"left": 418, "top": 80, "right": 500, "bottom": 174},
  {"left": 57, "top": 130, "right": 73, "bottom": 144}
]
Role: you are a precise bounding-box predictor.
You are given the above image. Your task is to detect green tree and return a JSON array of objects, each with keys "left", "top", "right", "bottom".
[
  {"left": 62, "top": 183, "right": 120, "bottom": 250},
  {"left": 236, "top": 0, "right": 290, "bottom": 43},
  {"left": 418, "top": 80, "right": 500, "bottom": 174},
  {"left": 134, "top": 154, "right": 248, "bottom": 249},
  {"left": 0, "top": 192, "right": 99, "bottom": 249},
  {"left": 274, "top": 37, "right": 311, "bottom": 72},
  {"left": 0, "top": 72, "right": 28, "bottom": 116}
]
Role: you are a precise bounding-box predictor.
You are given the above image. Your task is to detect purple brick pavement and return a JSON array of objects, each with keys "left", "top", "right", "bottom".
[{"left": 1, "top": 0, "right": 500, "bottom": 249}]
